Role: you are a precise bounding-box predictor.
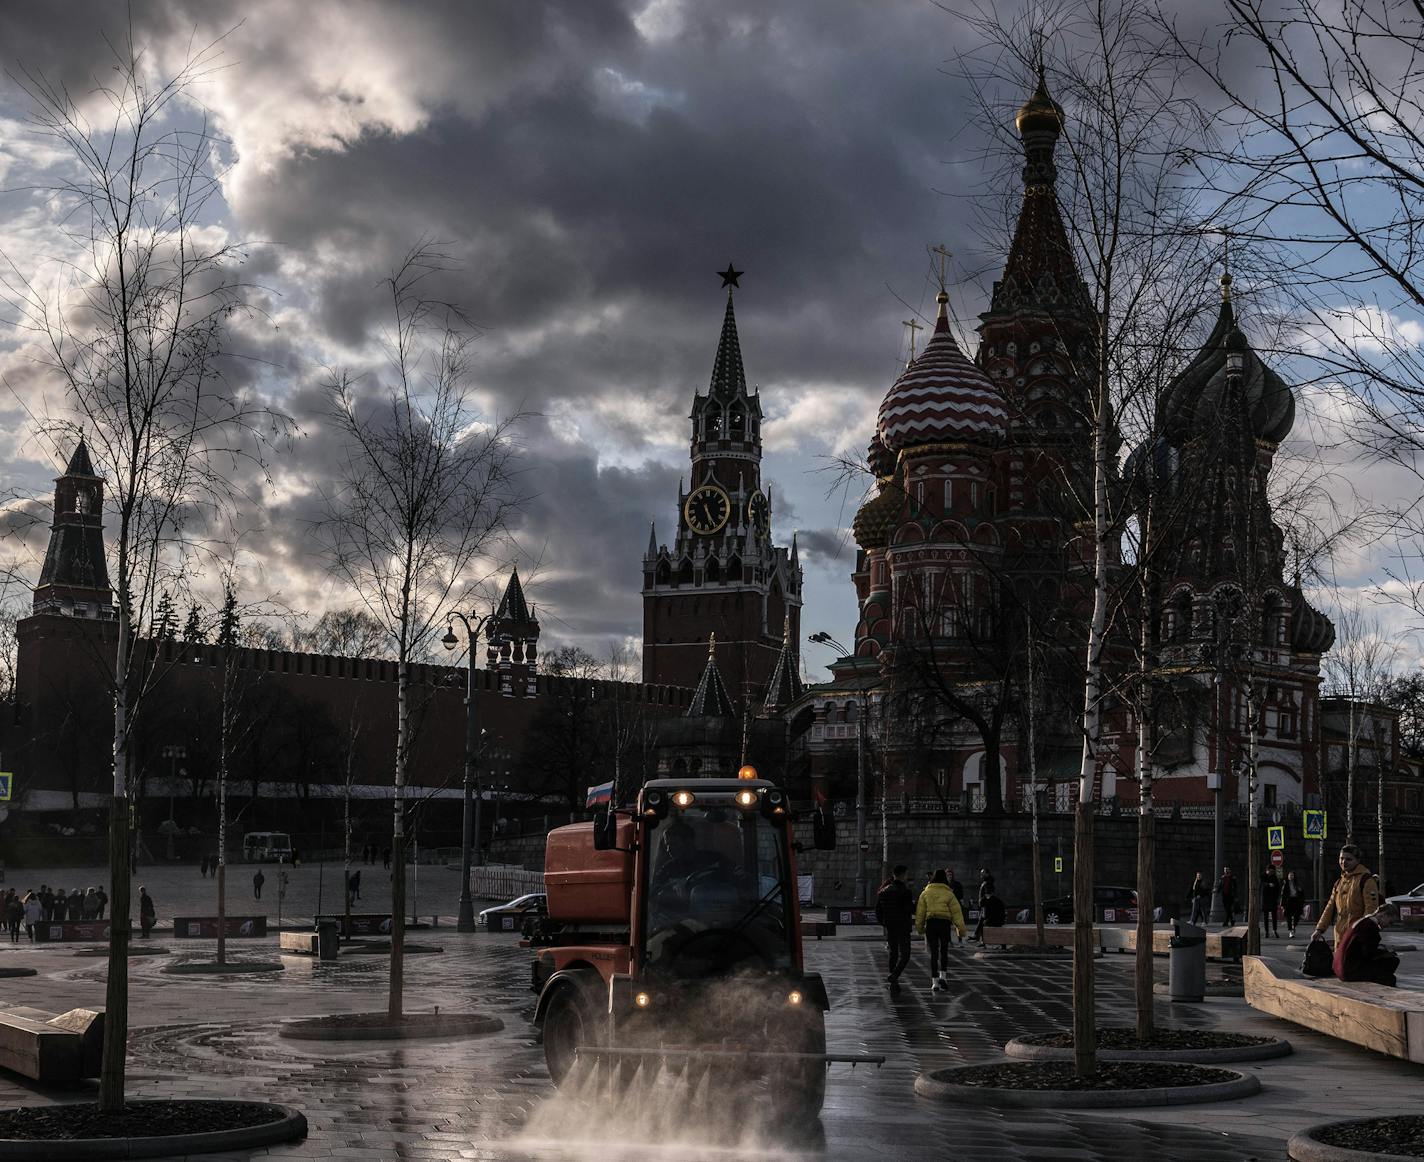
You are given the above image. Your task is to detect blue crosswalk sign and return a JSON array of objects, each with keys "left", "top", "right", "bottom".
[
  {"left": 1303, "top": 809, "right": 1326, "bottom": 840},
  {"left": 0, "top": 773, "right": 11, "bottom": 801},
  {"left": 1266, "top": 825, "right": 1285, "bottom": 850}
]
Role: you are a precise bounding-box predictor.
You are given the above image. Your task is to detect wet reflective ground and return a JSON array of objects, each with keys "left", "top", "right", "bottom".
[{"left": 1, "top": 926, "right": 1421, "bottom": 1159}]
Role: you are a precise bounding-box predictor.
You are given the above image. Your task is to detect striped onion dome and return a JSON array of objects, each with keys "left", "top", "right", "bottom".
[{"left": 876, "top": 291, "right": 1008, "bottom": 451}]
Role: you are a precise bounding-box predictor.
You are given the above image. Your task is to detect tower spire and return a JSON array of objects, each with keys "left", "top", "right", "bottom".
[{"left": 709, "top": 265, "right": 748, "bottom": 397}]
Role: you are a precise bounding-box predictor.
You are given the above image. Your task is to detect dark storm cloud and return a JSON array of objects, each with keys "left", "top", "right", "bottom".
[{"left": 0, "top": 0, "right": 1040, "bottom": 651}]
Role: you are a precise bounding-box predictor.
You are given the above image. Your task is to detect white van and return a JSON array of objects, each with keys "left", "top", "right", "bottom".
[{"left": 242, "top": 831, "right": 292, "bottom": 863}]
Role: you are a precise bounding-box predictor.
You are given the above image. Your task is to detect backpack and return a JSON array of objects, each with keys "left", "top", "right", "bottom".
[{"left": 1301, "top": 939, "right": 1334, "bottom": 978}]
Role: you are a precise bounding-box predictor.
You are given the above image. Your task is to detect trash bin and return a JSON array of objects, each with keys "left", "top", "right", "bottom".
[
  {"left": 317, "top": 918, "right": 340, "bottom": 962},
  {"left": 1169, "top": 919, "right": 1206, "bottom": 1002}
]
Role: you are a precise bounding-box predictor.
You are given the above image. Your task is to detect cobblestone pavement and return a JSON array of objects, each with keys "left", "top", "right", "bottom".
[{"left": 1, "top": 919, "right": 1422, "bottom": 1160}]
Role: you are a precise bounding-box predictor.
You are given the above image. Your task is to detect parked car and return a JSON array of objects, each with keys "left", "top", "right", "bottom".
[
  {"left": 1037, "top": 885, "right": 1138, "bottom": 925},
  {"left": 1386, "top": 882, "right": 1424, "bottom": 926},
  {"left": 478, "top": 892, "right": 547, "bottom": 933}
]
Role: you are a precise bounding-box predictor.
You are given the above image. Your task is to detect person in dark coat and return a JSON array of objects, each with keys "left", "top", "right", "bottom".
[
  {"left": 875, "top": 865, "right": 915, "bottom": 990},
  {"left": 1261, "top": 867, "right": 1281, "bottom": 938},
  {"left": 138, "top": 887, "right": 156, "bottom": 938},
  {"left": 946, "top": 867, "right": 966, "bottom": 944},
  {"left": 1281, "top": 870, "right": 1307, "bottom": 938},
  {"left": 1218, "top": 866, "right": 1238, "bottom": 927},
  {"left": 1334, "top": 904, "right": 1400, "bottom": 985},
  {"left": 253, "top": 869, "right": 265, "bottom": 900},
  {"left": 1188, "top": 872, "right": 1211, "bottom": 926},
  {"left": 67, "top": 891, "right": 84, "bottom": 921},
  {"left": 972, "top": 868, "right": 995, "bottom": 943}
]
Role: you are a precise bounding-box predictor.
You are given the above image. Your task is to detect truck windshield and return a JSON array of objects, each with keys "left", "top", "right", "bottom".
[{"left": 643, "top": 804, "right": 793, "bottom": 978}]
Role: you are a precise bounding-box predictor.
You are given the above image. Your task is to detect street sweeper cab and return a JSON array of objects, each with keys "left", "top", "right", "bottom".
[{"left": 528, "top": 772, "right": 871, "bottom": 1119}]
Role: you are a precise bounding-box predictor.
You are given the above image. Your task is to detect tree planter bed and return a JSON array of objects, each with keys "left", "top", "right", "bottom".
[
  {"left": 279, "top": 1011, "right": 503, "bottom": 1041},
  {"left": 916, "top": 1061, "right": 1260, "bottom": 1108},
  {"left": 159, "top": 960, "right": 283, "bottom": 975},
  {"left": 1288, "top": 1115, "right": 1424, "bottom": 1160},
  {"left": 341, "top": 942, "right": 444, "bottom": 955},
  {"left": 72, "top": 948, "right": 168, "bottom": 958},
  {"left": 1006, "top": 1027, "right": 1290, "bottom": 1063},
  {"left": 0, "top": 970, "right": 36, "bottom": 979},
  {"left": 0, "top": 1099, "right": 304, "bottom": 1160}
]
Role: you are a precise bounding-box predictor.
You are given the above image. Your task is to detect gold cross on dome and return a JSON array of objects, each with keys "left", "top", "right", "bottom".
[
  {"left": 903, "top": 317, "right": 923, "bottom": 360},
  {"left": 930, "top": 244, "right": 953, "bottom": 291}
]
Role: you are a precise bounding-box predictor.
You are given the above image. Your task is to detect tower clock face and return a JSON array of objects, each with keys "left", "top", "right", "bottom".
[
  {"left": 684, "top": 484, "right": 731, "bottom": 535},
  {"left": 747, "top": 489, "right": 769, "bottom": 532}
]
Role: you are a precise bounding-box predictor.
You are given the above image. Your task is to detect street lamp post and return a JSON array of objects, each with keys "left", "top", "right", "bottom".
[
  {"left": 809, "top": 631, "right": 867, "bottom": 907},
  {"left": 443, "top": 611, "right": 491, "bottom": 933}
]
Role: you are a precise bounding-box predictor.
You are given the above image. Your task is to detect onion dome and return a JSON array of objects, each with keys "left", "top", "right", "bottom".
[
  {"left": 876, "top": 291, "right": 1008, "bottom": 451},
  {"left": 867, "top": 430, "right": 894, "bottom": 478},
  {"left": 852, "top": 485, "right": 900, "bottom": 550},
  {"left": 1290, "top": 592, "right": 1336, "bottom": 654},
  {"left": 1015, "top": 69, "right": 1064, "bottom": 136},
  {"left": 1161, "top": 274, "right": 1295, "bottom": 445}
]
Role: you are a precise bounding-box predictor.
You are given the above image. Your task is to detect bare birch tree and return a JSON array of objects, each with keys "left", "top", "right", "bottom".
[
  {"left": 3, "top": 38, "right": 285, "bottom": 1109},
  {"left": 318, "top": 243, "right": 522, "bottom": 1020}
]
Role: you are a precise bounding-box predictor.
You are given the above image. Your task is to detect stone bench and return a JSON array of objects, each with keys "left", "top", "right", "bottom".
[
  {"left": 0, "top": 1005, "right": 103, "bottom": 1082},
  {"left": 1243, "top": 955, "right": 1424, "bottom": 1063},
  {"left": 279, "top": 931, "right": 320, "bottom": 955},
  {"left": 981, "top": 924, "right": 1247, "bottom": 960}
]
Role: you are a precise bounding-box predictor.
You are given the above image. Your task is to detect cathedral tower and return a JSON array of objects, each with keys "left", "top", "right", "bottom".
[{"left": 642, "top": 267, "right": 803, "bottom": 700}]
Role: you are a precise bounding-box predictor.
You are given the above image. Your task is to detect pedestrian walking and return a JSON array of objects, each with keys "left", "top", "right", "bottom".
[
  {"left": 95, "top": 886, "right": 107, "bottom": 919},
  {"left": 253, "top": 869, "right": 266, "bottom": 900},
  {"left": 875, "top": 865, "right": 915, "bottom": 991},
  {"left": 1313, "top": 843, "right": 1382, "bottom": 944},
  {"left": 138, "top": 886, "right": 156, "bottom": 938},
  {"left": 915, "top": 870, "right": 966, "bottom": 991},
  {"left": 1282, "top": 870, "right": 1307, "bottom": 938},
  {"left": 1218, "top": 866, "right": 1238, "bottom": 927},
  {"left": 4, "top": 891, "right": 20, "bottom": 942},
  {"left": 1261, "top": 867, "right": 1281, "bottom": 938},
  {"left": 946, "top": 868, "right": 966, "bottom": 943},
  {"left": 382, "top": 847, "right": 391, "bottom": 870},
  {"left": 972, "top": 867, "right": 995, "bottom": 943},
  {"left": 1188, "top": 871, "right": 1210, "bottom": 926},
  {"left": 22, "top": 891, "right": 41, "bottom": 941},
  {"left": 348, "top": 869, "right": 361, "bottom": 902},
  {"left": 199, "top": 855, "right": 208, "bottom": 877}
]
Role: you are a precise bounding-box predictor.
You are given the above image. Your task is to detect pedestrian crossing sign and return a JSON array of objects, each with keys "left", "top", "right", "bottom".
[
  {"left": 1266, "top": 825, "right": 1284, "bottom": 850},
  {"left": 0, "top": 773, "right": 10, "bottom": 801},
  {"left": 1303, "top": 809, "right": 1326, "bottom": 841}
]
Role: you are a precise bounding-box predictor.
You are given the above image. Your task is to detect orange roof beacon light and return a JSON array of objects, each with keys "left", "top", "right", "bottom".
[{"left": 738, "top": 764, "right": 758, "bottom": 780}]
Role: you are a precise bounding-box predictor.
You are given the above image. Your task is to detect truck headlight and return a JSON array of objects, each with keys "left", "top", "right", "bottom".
[
  {"left": 635, "top": 991, "right": 652, "bottom": 1008},
  {"left": 736, "top": 790, "right": 757, "bottom": 807},
  {"left": 787, "top": 990, "right": 803, "bottom": 1006},
  {"left": 672, "top": 790, "right": 695, "bottom": 807}
]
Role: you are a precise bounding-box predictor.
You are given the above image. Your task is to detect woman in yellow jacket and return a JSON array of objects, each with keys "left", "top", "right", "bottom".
[
  {"left": 915, "top": 869, "right": 966, "bottom": 991},
  {"left": 1313, "top": 843, "right": 1382, "bottom": 944}
]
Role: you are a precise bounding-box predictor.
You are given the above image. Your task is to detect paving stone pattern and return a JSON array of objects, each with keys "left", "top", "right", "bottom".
[{"left": 1, "top": 920, "right": 1420, "bottom": 1160}]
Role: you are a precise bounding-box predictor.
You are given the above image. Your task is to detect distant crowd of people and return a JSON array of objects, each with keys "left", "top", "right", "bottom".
[{"left": 2, "top": 884, "right": 108, "bottom": 941}]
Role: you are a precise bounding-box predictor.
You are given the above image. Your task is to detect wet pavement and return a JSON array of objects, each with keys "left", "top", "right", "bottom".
[{"left": 0, "top": 873, "right": 1421, "bottom": 1160}]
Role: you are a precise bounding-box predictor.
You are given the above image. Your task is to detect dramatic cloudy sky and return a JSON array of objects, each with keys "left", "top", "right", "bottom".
[{"left": 0, "top": 0, "right": 1417, "bottom": 678}]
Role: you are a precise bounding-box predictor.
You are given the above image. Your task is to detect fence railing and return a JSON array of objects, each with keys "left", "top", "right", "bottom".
[{"left": 467, "top": 864, "right": 544, "bottom": 901}]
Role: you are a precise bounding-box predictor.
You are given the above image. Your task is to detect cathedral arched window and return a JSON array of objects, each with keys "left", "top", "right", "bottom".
[
  {"left": 727, "top": 555, "right": 743, "bottom": 582},
  {"left": 705, "top": 557, "right": 721, "bottom": 584},
  {"left": 1170, "top": 589, "right": 1193, "bottom": 640},
  {"left": 729, "top": 408, "right": 744, "bottom": 435},
  {"left": 678, "top": 558, "right": 694, "bottom": 587}
]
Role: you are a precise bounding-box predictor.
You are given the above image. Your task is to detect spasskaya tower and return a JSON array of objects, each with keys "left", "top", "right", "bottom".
[{"left": 642, "top": 266, "right": 802, "bottom": 701}]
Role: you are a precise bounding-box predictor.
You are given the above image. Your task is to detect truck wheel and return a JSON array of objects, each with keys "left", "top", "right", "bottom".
[
  {"left": 781, "top": 1010, "right": 827, "bottom": 1122},
  {"left": 543, "top": 985, "right": 592, "bottom": 1087}
]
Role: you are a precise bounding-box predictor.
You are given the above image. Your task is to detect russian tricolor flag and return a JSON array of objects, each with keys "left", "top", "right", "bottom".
[{"left": 586, "top": 780, "right": 614, "bottom": 808}]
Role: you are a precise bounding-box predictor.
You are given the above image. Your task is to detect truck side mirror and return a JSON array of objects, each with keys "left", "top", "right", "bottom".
[
  {"left": 592, "top": 808, "right": 617, "bottom": 851},
  {"left": 812, "top": 806, "right": 836, "bottom": 851}
]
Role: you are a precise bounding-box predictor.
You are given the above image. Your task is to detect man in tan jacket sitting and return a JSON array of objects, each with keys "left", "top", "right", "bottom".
[{"left": 1312, "top": 843, "right": 1382, "bottom": 944}]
